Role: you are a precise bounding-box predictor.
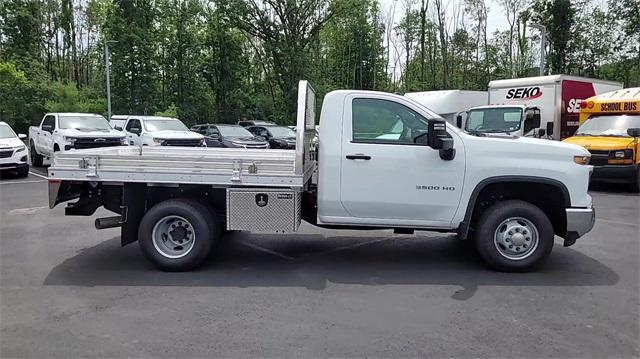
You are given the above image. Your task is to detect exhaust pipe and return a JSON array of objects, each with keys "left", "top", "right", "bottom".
[{"left": 95, "top": 216, "right": 123, "bottom": 230}]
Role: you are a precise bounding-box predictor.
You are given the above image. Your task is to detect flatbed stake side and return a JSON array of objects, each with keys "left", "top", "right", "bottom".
[{"left": 48, "top": 81, "right": 595, "bottom": 272}]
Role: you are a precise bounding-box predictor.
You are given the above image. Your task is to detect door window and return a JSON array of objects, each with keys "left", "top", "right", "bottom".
[
  {"left": 42, "top": 116, "right": 56, "bottom": 132},
  {"left": 352, "top": 98, "right": 428, "bottom": 144},
  {"left": 126, "top": 119, "right": 142, "bottom": 132}
]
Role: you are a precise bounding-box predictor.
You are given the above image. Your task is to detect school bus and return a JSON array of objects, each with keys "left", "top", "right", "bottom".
[{"left": 563, "top": 88, "right": 640, "bottom": 190}]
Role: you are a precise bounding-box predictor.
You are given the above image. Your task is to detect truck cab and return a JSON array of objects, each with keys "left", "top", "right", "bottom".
[
  {"left": 458, "top": 105, "right": 546, "bottom": 138},
  {"left": 120, "top": 116, "right": 205, "bottom": 147}
]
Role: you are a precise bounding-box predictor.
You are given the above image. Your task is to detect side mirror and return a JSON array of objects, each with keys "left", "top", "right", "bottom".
[
  {"left": 421, "top": 119, "right": 456, "bottom": 160},
  {"left": 627, "top": 128, "right": 640, "bottom": 138},
  {"left": 42, "top": 124, "right": 53, "bottom": 133},
  {"left": 537, "top": 128, "right": 546, "bottom": 138},
  {"left": 546, "top": 122, "right": 554, "bottom": 138},
  {"left": 18, "top": 133, "right": 27, "bottom": 139},
  {"left": 129, "top": 127, "right": 141, "bottom": 136},
  {"left": 114, "top": 126, "right": 123, "bottom": 131},
  {"left": 456, "top": 114, "right": 463, "bottom": 128}
]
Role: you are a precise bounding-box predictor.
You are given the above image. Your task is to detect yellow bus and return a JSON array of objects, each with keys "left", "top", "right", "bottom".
[{"left": 563, "top": 87, "right": 640, "bottom": 191}]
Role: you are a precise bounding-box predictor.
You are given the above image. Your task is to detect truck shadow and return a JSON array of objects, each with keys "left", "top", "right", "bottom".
[
  {"left": 43, "top": 232, "right": 619, "bottom": 300},
  {"left": 589, "top": 182, "right": 639, "bottom": 194}
]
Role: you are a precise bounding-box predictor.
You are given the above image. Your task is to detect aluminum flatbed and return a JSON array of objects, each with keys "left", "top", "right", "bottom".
[{"left": 48, "top": 145, "right": 314, "bottom": 188}]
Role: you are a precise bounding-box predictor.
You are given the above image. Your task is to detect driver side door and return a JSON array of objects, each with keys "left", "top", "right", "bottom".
[
  {"left": 339, "top": 95, "right": 465, "bottom": 227},
  {"left": 125, "top": 119, "right": 142, "bottom": 146}
]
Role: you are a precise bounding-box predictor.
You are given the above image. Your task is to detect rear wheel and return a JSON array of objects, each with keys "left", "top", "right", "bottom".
[
  {"left": 30, "top": 143, "right": 43, "bottom": 167},
  {"left": 138, "top": 199, "right": 219, "bottom": 271},
  {"left": 474, "top": 200, "right": 554, "bottom": 272}
]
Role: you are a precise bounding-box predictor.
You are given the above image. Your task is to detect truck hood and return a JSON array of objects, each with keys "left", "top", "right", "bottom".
[
  {"left": 0, "top": 137, "right": 25, "bottom": 148},
  {"left": 147, "top": 130, "right": 203, "bottom": 139},
  {"left": 464, "top": 133, "right": 590, "bottom": 157},
  {"left": 563, "top": 136, "right": 635, "bottom": 150},
  {"left": 63, "top": 128, "right": 124, "bottom": 138}
]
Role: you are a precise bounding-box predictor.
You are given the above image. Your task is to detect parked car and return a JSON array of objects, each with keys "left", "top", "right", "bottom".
[
  {"left": 237, "top": 120, "right": 276, "bottom": 127},
  {"left": 29, "top": 113, "right": 126, "bottom": 166},
  {"left": 119, "top": 116, "right": 205, "bottom": 147},
  {"left": 246, "top": 125, "right": 297, "bottom": 149},
  {"left": 0, "top": 121, "right": 29, "bottom": 177},
  {"left": 191, "top": 124, "right": 269, "bottom": 148}
]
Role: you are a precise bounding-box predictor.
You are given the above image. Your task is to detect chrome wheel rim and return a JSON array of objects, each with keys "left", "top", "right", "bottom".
[
  {"left": 152, "top": 215, "right": 195, "bottom": 259},
  {"left": 493, "top": 217, "right": 539, "bottom": 260}
]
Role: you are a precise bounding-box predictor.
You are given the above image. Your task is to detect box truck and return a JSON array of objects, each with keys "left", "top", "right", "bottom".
[
  {"left": 404, "top": 90, "right": 488, "bottom": 125},
  {"left": 460, "top": 75, "right": 622, "bottom": 139}
]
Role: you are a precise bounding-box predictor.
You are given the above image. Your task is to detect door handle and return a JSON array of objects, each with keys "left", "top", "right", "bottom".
[{"left": 346, "top": 154, "right": 371, "bottom": 160}]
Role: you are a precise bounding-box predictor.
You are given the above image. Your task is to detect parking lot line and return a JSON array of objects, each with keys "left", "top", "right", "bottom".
[
  {"left": 28, "top": 171, "right": 48, "bottom": 179},
  {"left": 0, "top": 179, "right": 47, "bottom": 185}
]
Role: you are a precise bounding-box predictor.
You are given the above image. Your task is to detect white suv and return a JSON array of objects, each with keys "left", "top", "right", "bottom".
[{"left": 0, "top": 121, "right": 29, "bottom": 177}]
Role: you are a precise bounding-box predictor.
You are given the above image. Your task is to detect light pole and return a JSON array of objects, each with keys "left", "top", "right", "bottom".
[
  {"left": 104, "top": 40, "right": 117, "bottom": 121},
  {"left": 530, "top": 23, "right": 546, "bottom": 76}
]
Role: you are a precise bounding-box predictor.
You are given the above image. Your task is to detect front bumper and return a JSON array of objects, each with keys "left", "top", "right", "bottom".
[
  {"left": 564, "top": 207, "right": 596, "bottom": 247},
  {"left": 0, "top": 162, "right": 28, "bottom": 171},
  {"left": 591, "top": 164, "right": 637, "bottom": 183}
]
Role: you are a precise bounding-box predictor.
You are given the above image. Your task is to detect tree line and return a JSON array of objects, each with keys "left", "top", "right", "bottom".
[{"left": 0, "top": 0, "right": 638, "bottom": 133}]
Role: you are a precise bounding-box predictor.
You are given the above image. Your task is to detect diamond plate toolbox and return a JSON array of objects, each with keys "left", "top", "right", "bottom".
[{"left": 226, "top": 188, "right": 302, "bottom": 232}]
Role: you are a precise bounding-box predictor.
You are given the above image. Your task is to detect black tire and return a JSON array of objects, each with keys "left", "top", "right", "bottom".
[
  {"left": 138, "top": 199, "right": 219, "bottom": 271},
  {"left": 30, "top": 143, "right": 43, "bottom": 167},
  {"left": 474, "top": 200, "right": 554, "bottom": 272},
  {"left": 632, "top": 167, "right": 640, "bottom": 193},
  {"left": 17, "top": 166, "right": 29, "bottom": 178}
]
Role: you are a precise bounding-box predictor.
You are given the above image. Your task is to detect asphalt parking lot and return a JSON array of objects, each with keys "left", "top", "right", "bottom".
[{"left": 1, "top": 167, "right": 638, "bottom": 358}]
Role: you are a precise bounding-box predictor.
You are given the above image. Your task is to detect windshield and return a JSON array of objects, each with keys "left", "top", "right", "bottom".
[
  {"left": 218, "top": 126, "right": 253, "bottom": 138},
  {"left": 0, "top": 124, "right": 17, "bottom": 139},
  {"left": 144, "top": 119, "right": 188, "bottom": 132},
  {"left": 59, "top": 115, "right": 111, "bottom": 130},
  {"left": 575, "top": 114, "right": 640, "bottom": 137},
  {"left": 269, "top": 126, "right": 296, "bottom": 138},
  {"left": 466, "top": 107, "right": 523, "bottom": 133}
]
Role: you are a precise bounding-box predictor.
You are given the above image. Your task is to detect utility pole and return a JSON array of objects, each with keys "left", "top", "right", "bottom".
[
  {"left": 104, "top": 40, "right": 118, "bottom": 121},
  {"left": 530, "top": 24, "right": 546, "bottom": 76}
]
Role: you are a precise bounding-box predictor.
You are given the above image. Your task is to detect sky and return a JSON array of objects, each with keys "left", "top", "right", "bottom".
[{"left": 377, "top": 0, "right": 512, "bottom": 79}]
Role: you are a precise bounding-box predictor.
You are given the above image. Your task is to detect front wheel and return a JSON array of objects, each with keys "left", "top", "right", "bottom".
[
  {"left": 474, "top": 200, "right": 554, "bottom": 272},
  {"left": 632, "top": 167, "right": 640, "bottom": 193},
  {"left": 138, "top": 199, "right": 219, "bottom": 271}
]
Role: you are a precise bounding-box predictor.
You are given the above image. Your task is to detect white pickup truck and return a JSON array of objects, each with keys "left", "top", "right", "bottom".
[
  {"left": 48, "top": 81, "right": 595, "bottom": 272},
  {"left": 112, "top": 115, "right": 205, "bottom": 147},
  {"left": 29, "top": 113, "right": 126, "bottom": 166}
]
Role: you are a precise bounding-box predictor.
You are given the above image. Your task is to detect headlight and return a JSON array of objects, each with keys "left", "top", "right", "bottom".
[
  {"left": 153, "top": 138, "right": 164, "bottom": 145},
  {"left": 574, "top": 155, "right": 591, "bottom": 165},
  {"left": 613, "top": 150, "right": 633, "bottom": 159},
  {"left": 63, "top": 136, "right": 77, "bottom": 143},
  {"left": 14, "top": 145, "right": 26, "bottom": 152}
]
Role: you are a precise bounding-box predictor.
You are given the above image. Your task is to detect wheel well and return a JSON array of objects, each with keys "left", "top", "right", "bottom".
[
  {"left": 465, "top": 181, "right": 567, "bottom": 238},
  {"left": 53, "top": 143, "right": 60, "bottom": 151}
]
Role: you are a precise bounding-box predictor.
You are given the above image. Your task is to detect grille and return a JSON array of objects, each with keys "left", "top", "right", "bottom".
[
  {"left": 162, "top": 139, "right": 202, "bottom": 147},
  {"left": 0, "top": 149, "right": 13, "bottom": 158},
  {"left": 73, "top": 137, "right": 122, "bottom": 149},
  {"left": 588, "top": 150, "right": 610, "bottom": 166},
  {"left": 244, "top": 144, "right": 269, "bottom": 149}
]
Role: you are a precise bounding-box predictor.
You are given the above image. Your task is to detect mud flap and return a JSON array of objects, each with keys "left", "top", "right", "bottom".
[{"left": 121, "top": 183, "right": 146, "bottom": 246}]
